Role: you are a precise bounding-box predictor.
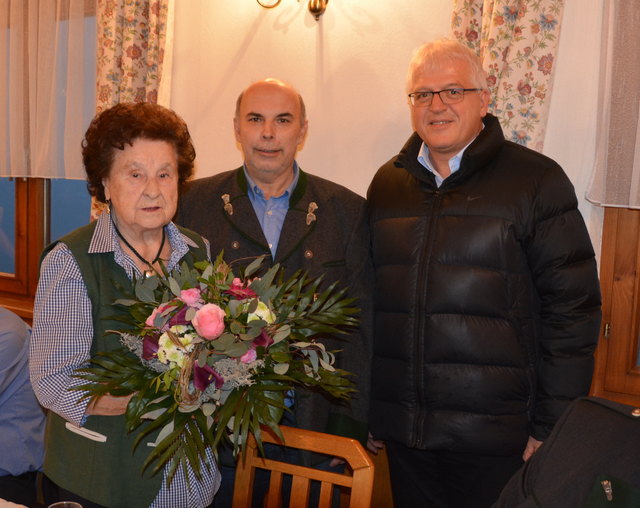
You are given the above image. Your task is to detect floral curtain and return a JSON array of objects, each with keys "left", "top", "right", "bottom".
[
  {"left": 586, "top": 1, "right": 640, "bottom": 208},
  {"left": 0, "top": 0, "right": 95, "bottom": 179},
  {"left": 95, "top": 0, "right": 170, "bottom": 113},
  {"left": 451, "top": 0, "right": 565, "bottom": 152},
  {"left": 91, "top": 0, "right": 172, "bottom": 218}
]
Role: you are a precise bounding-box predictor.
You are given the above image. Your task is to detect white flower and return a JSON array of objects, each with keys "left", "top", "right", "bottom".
[{"left": 157, "top": 325, "right": 197, "bottom": 368}]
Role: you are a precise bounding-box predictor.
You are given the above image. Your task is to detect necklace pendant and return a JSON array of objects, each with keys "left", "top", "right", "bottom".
[{"left": 144, "top": 268, "right": 155, "bottom": 278}]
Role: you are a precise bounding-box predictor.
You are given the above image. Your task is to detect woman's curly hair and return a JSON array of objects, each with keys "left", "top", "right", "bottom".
[{"left": 82, "top": 102, "right": 196, "bottom": 203}]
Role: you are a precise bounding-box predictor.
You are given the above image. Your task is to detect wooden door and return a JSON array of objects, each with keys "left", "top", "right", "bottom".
[{"left": 591, "top": 207, "right": 640, "bottom": 405}]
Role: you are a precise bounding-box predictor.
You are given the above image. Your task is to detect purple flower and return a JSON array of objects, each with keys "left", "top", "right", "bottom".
[
  {"left": 253, "top": 330, "right": 274, "bottom": 350},
  {"left": 168, "top": 305, "right": 190, "bottom": 327},
  {"left": 142, "top": 334, "right": 160, "bottom": 360},
  {"left": 193, "top": 363, "right": 224, "bottom": 391}
]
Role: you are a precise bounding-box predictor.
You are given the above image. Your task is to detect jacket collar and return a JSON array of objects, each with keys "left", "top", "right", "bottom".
[
  {"left": 397, "top": 113, "right": 505, "bottom": 186},
  {"left": 224, "top": 168, "right": 317, "bottom": 263}
]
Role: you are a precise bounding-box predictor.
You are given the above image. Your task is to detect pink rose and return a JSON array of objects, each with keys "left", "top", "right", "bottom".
[
  {"left": 240, "top": 348, "right": 257, "bottom": 364},
  {"left": 180, "top": 288, "right": 203, "bottom": 307},
  {"left": 192, "top": 303, "right": 226, "bottom": 340},
  {"left": 145, "top": 304, "right": 167, "bottom": 328}
]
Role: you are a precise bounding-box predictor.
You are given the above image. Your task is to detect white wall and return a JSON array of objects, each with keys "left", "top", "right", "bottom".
[{"left": 170, "top": 0, "right": 604, "bottom": 255}]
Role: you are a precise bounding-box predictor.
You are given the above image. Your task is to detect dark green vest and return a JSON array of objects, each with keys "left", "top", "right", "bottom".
[{"left": 42, "top": 222, "right": 208, "bottom": 508}]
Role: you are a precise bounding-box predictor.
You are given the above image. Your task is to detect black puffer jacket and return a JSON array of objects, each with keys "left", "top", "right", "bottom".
[{"left": 367, "top": 114, "right": 601, "bottom": 456}]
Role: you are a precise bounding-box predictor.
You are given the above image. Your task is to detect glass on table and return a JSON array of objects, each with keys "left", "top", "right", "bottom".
[{"left": 48, "top": 502, "right": 83, "bottom": 508}]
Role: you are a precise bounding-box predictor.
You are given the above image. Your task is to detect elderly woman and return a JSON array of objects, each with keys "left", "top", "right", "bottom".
[{"left": 30, "top": 103, "right": 220, "bottom": 508}]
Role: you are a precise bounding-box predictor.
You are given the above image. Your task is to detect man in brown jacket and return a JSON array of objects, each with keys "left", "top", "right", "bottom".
[{"left": 175, "top": 78, "right": 373, "bottom": 507}]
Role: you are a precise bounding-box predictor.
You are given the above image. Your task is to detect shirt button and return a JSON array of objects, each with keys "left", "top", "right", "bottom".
[
  {"left": 268, "top": 243, "right": 273, "bottom": 249},
  {"left": 304, "top": 249, "right": 313, "bottom": 259},
  {"left": 231, "top": 241, "right": 240, "bottom": 250},
  {"left": 267, "top": 211, "right": 273, "bottom": 216}
]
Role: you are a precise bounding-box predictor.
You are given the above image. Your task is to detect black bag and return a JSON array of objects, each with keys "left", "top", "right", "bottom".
[{"left": 494, "top": 397, "right": 640, "bottom": 508}]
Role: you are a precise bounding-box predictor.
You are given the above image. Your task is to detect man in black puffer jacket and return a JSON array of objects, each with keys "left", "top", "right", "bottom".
[{"left": 367, "top": 38, "right": 601, "bottom": 508}]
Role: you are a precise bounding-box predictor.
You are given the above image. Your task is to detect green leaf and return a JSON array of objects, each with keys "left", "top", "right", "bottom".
[
  {"left": 273, "top": 363, "right": 289, "bottom": 375},
  {"left": 148, "top": 421, "right": 174, "bottom": 447},
  {"left": 229, "top": 320, "right": 243, "bottom": 335},
  {"left": 169, "top": 277, "right": 182, "bottom": 297},
  {"left": 270, "top": 352, "right": 291, "bottom": 363},
  {"left": 244, "top": 255, "right": 266, "bottom": 278},
  {"left": 227, "top": 299, "right": 243, "bottom": 318},
  {"left": 201, "top": 403, "right": 216, "bottom": 417},
  {"left": 272, "top": 325, "right": 291, "bottom": 343},
  {"left": 221, "top": 341, "right": 249, "bottom": 358},
  {"left": 141, "top": 406, "right": 168, "bottom": 421}
]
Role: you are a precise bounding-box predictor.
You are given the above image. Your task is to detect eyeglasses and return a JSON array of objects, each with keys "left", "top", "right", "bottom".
[{"left": 407, "top": 88, "right": 482, "bottom": 107}]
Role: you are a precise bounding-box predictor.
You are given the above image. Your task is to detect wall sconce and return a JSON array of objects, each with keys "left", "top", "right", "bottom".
[{"left": 256, "top": 0, "right": 329, "bottom": 21}]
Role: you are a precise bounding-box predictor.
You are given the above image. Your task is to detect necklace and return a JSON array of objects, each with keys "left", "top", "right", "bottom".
[{"left": 111, "top": 216, "right": 166, "bottom": 277}]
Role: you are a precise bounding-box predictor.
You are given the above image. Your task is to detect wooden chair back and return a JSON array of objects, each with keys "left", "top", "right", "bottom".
[{"left": 232, "top": 425, "right": 375, "bottom": 508}]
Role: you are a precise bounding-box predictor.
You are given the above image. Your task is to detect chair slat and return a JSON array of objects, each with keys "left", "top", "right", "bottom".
[
  {"left": 265, "top": 470, "right": 283, "bottom": 508},
  {"left": 318, "top": 481, "right": 333, "bottom": 507},
  {"left": 232, "top": 425, "right": 375, "bottom": 508},
  {"left": 289, "top": 476, "right": 311, "bottom": 507}
]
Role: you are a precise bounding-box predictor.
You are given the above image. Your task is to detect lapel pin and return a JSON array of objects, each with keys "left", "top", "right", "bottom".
[
  {"left": 221, "top": 194, "right": 233, "bottom": 216},
  {"left": 306, "top": 201, "right": 318, "bottom": 226}
]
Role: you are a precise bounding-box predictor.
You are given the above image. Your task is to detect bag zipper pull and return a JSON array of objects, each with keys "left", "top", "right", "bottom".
[{"left": 601, "top": 480, "right": 613, "bottom": 501}]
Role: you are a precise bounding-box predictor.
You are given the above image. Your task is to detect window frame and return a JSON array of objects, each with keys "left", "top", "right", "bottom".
[{"left": 0, "top": 178, "right": 47, "bottom": 322}]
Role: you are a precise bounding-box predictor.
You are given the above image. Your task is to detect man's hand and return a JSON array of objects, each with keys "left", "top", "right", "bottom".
[
  {"left": 86, "top": 393, "right": 134, "bottom": 416},
  {"left": 522, "top": 435, "right": 543, "bottom": 461},
  {"left": 367, "top": 432, "right": 385, "bottom": 455}
]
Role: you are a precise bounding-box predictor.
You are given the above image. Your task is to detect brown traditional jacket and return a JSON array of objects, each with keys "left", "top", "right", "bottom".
[{"left": 175, "top": 167, "right": 373, "bottom": 449}]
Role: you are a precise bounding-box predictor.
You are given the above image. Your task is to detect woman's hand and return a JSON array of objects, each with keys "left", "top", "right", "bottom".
[{"left": 86, "top": 393, "right": 134, "bottom": 416}]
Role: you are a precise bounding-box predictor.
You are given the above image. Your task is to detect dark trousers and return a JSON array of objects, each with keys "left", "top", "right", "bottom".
[
  {"left": 0, "top": 471, "right": 40, "bottom": 507},
  {"left": 386, "top": 441, "right": 524, "bottom": 508},
  {"left": 41, "top": 474, "right": 107, "bottom": 508}
]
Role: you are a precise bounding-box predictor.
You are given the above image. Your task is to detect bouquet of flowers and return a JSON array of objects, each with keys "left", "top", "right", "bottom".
[{"left": 74, "top": 253, "right": 358, "bottom": 484}]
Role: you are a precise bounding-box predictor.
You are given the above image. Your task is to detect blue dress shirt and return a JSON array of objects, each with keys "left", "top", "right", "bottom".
[
  {"left": 243, "top": 163, "right": 300, "bottom": 258},
  {"left": 0, "top": 307, "right": 45, "bottom": 476},
  {"left": 243, "top": 164, "right": 299, "bottom": 408}
]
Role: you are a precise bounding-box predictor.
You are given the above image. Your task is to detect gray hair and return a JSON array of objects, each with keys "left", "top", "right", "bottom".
[{"left": 406, "top": 38, "right": 488, "bottom": 93}]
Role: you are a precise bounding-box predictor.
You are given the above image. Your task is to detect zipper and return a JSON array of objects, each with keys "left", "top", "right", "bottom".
[{"left": 412, "top": 187, "right": 442, "bottom": 446}]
